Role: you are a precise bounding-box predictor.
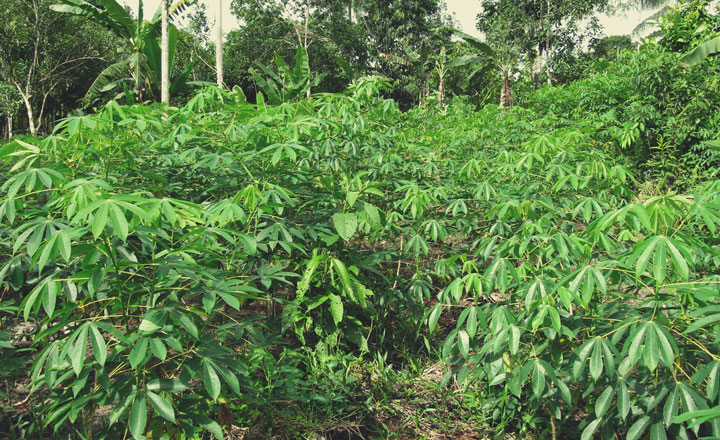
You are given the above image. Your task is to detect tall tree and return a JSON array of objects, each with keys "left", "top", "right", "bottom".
[
  {"left": 0, "top": 82, "right": 22, "bottom": 138},
  {"left": 216, "top": 0, "right": 224, "bottom": 88},
  {"left": 228, "top": 0, "right": 451, "bottom": 105},
  {"left": 52, "top": 0, "right": 197, "bottom": 103},
  {"left": 162, "top": 0, "right": 170, "bottom": 103},
  {"left": 0, "top": 0, "right": 108, "bottom": 134},
  {"left": 476, "top": 0, "right": 608, "bottom": 87}
]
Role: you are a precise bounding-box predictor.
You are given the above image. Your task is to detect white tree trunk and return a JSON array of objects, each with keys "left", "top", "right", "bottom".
[
  {"left": 161, "top": 0, "right": 170, "bottom": 104},
  {"left": 216, "top": 0, "right": 224, "bottom": 88},
  {"left": 23, "top": 96, "right": 37, "bottom": 135},
  {"left": 8, "top": 116, "right": 12, "bottom": 139}
]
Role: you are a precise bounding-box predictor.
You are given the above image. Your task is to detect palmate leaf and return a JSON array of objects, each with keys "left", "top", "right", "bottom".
[
  {"left": 643, "top": 194, "right": 692, "bottom": 234},
  {"left": 628, "top": 235, "right": 692, "bottom": 286},
  {"left": 562, "top": 264, "right": 607, "bottom": 306},
  {"left": 74, "top": 195, "right": 150, "bottom": 240},
  {"left": 690, "top": 195, "right": 720, "bottom": 234},
  {"left": 625, "top": 321, "right": 676, "bottom": 372},
  {"left": 572, "top": 337, "right": 616, "bottom": 381},
  {"left": 483, "top": 257, "right": 518, "bottom": 294}
]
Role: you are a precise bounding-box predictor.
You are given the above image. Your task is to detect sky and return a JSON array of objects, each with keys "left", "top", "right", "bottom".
[{"left": 120, "top": 0, "right": 653, "bottom": 38}]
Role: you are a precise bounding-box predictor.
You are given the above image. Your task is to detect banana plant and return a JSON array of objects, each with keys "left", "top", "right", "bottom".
[
  {"left": 381, "top": 39, "right": 433, "bottom": 104},
  {"left": 680, "top": 35, "right": 720, "bottom": 67},
  {"left": 447, "top": 31, "right": 515, "bottom": 108},
  {"left": 51, "top": 0, "right": 195, "bottom": 103},
  {"left": 249, "top": 46, "right": 325, "bottom": 105}
]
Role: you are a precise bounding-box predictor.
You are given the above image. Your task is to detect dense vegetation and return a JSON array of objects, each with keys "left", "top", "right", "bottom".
[{"left": 3, "top": 0, "right": 720, "bottom": 439}]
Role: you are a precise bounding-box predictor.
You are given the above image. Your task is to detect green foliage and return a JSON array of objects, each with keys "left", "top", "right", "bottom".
[
  {"left": 2, "top": 35, "right": 720, "bottom": 440},
  {"left": 52, "top": 0, "right": 195, "bottom": 103},
  {"left": 250, "top": 46, "right": 325, "bottom": 105},
  {"left": 524, "top": 41, "right": 720, "bottom": 186}
]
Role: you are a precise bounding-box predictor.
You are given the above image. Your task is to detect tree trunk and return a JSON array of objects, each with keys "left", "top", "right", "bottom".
[
  {"left": 215, "top": 0, "right": 224, "bottom": 88},
  {"left": 304, "top": 0, "right": 311, "bottom": 98},
  {"left": 439, "top": 73, "right": 445, "bottom": 107},
  {"left": 7, "top": 115, "right": 12, "bottom": 139},
  {"left": 546, "top": 0, "right": 552, "bottom": 85},
  {"left": 530, "top": 50, "right": 542, "bottom": 88},
  {"left": 500, "top": 73, "right": 512, "bottom": 108},
  {"left": 161, "top": 0, "right": 170, "bottom": 104},
  {"left": 23, "top": 96, "right": 37, "bottom": 135}
]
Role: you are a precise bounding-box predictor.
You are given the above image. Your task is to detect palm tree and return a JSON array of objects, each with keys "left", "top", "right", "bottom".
[
  {"left": 627, "top": 0, "right": 674, "bottom": 38},
  {"left": 447, "top": 32, "right": 515, "bottom": 108}
]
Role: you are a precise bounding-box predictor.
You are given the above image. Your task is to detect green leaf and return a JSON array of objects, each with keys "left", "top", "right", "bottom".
[
  {"left": 627, "top": 416, "right": 651, "bottom": 440},
  {"left": 595, "top": 386, "right": 614, "bottom": 418},
  {"left": 91, "top": 203, "right": 109, "bottom": 239},
  {"left": 89, "top": 324, "right": 107, "bottom": 366},
  {"left": 332, "top": 213, "right": 358, "bottom": 241},
  {"left": 581, "top": 419, "right": 601, "bottom": 440},
  {"left": 673, "top": 406, "right": 720, "bottom": 424},
  {"left": 205, "top": 420, "right": 224, "bottom": 440},
  {"left": 590, "top": 341, "right": 604, "bottom": 381},
  {"left": 652, "top": 323, "right": 675, "bottom": 368},
  {"left": 509, "top": 325, "right": 520, "bottom": 356},
  {"left": 680, "top": 36, "right": 720, "bottom": 67},
  {"left": 363, "top": 203, "right": 382, "bottom": 230},
  {"left": 23, "top": 281, "right": 45, "bottom": 321},
  {"left": 139, "top": 309, "right": 166, "bottom": 333},
  {"left": 346, "top": 191, "right": 360, "bottom": 206},
  {"left": 58, "top": 230, "right": 72, "bottom": 262},
  {"left": 42, "top": 279, "right": 58, "bottom": 318},
  {"left": 71, "top": 325, "right": 89, "bottom": 376},
  {"left": 556, "top": 378, "right": 572, "bottom": 406},
  {"left": 328, "top": 293, "right": 343, "bottom": 325},
  {"left": 129, "top": 337, "right": 149, "bottom": 369},
  {"left": 618, "top": 381, "right": 630, "bottom": 420},
  {"left": 428, "top": 304, "right": 442, "bottom": 334},
  {"left": 38, "top": 235, "right": 58, "bottom": 273},
  {"left": 147, "top": 379, "right": 187, "bottom": 392},
  {"left": 707, "top": 361, "right": 720, "bottom": 401},
  {"left": 330, "top": 258, "right": 357, "bottom": 303},
  {"left": 458, "top": 330, "right": 470, "bottom": 357},
  {"left": 446, "top": 55, "right": 486, "bottom": 68},
  {"left": 297, "top": 254, "right": 323, "bottom": 300},
  {"left": 203, "top": 360, "right": 221, "bottom": 400},
  {"left": 664, "top": 384, "right": 679, "bottom": 426},
  {"left": 650, "top": 422, "right": 667, "bottom": 440},
  {"left": 146, "top": 390, "right": 174, "bottom": 422},
  {"left": 686, "top": 313, "right": 720, "bottom": 333},
  {"left": 644, "top": 325, "right": 660, "bottom": 372},
  {"left": 531, "top": 362, "right": 545, "bottom": 398},
  {"left": 110, "top": 203, "right": 129, "bottom": 240},
  {"left": 149, "top": 338, "right": 167, "bottom": 361},
  {"left": 129, "top": 394, "right": 147, "bottom": 440}
]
